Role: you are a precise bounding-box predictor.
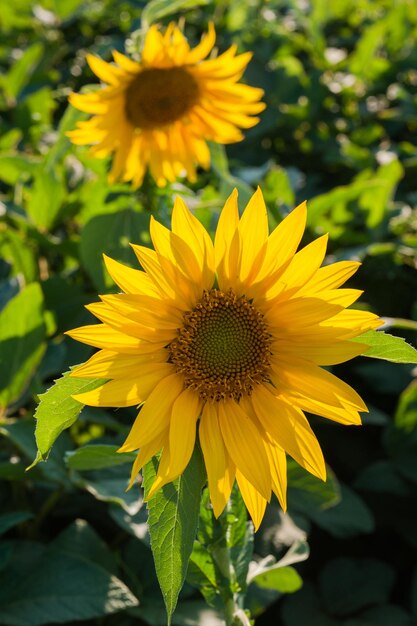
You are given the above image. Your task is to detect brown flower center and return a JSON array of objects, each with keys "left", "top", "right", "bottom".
[
  {"left": 168, "top": 289, "right": 272, "bottom": 402},
  {"left": 125, "top": 67, "right": 199, "bottom": 130}
]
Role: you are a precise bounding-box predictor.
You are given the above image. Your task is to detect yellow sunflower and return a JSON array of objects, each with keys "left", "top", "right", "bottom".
[
  {"left": 66, "top": 189, "right": 382, "bottom": 529},
  {"left": 67, "top": 23, "right": 265, "bottom": 188}
]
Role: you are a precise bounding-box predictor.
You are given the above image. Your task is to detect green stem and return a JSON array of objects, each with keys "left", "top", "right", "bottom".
[{"left": 211, "top": 500, "right": 240, "bottom": 626}]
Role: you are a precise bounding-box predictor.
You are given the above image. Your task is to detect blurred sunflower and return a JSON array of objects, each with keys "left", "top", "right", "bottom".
[
  {"left": 67, "top": 23, "right": 265, "bottom": 187},
  {"left": 66, "top": 189, "right": 382, "bottom": 529}
]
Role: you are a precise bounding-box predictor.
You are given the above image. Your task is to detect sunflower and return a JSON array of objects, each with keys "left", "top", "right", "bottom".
[
  {"left": 66, "top": 189, "right": 382, "bottom": 529},
  {"left": 67, "top": 23, "right": 265, "bottom": 188}
]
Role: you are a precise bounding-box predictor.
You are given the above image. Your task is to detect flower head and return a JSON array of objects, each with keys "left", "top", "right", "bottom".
[
  {"left": 66, "top": 189, "right": 382, "bottom": 529},
  {"left": 67, "top": 23, "right": 265, "bottom": 187}
]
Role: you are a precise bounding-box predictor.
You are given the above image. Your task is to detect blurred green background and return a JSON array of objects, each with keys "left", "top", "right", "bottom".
[{"left": 1, "top": 0, "right": 417, "bottom": 624}]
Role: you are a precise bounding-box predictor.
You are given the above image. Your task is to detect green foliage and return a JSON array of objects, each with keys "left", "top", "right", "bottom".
[
  {"left": 353, "top": 330, "right": 417, "bottom": 363},
  {"left": 0, "top": 283, "right": 46, "bottom": 410},
  {"left": 143, "top": 445, "right": 206, "bottom": 624},
  {"left": 30, "top": 371, "right": 106, "bottom": 468},
  {"left": 0, "top": 523, "right": 138, "bottom": 626},
  {"left": 1, "top": 0, "right": 417, "bottom": 624}
]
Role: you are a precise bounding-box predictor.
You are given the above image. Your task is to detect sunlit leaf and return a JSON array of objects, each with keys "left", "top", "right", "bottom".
[
  {"left": 352, "top": 330, "right": 417, "bottom": 363},
  {"left": 0, "top": 283, "right": 46, "bottom": 410},
  {"left": 143, "top": 445, "right": 206, "bottom": 625},
  {"left": 29, "top": 370, "right": 106, "bottom": 468}
]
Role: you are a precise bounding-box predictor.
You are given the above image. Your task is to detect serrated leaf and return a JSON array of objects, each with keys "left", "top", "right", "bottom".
[
  {"left": 0, "top": 283, "right": 46, "bottom": 410},
  {"left": 29, "top": 370, "right": 106, "bottom": 468},
  {"left": 66, "top": 444, "right": 136, "bottom": 470},
  {"left": 143, "top": 445, "right": 206, "bottom": 624},
  {"left": 352, "top": 330, "right": 417, "bottom": 363}
]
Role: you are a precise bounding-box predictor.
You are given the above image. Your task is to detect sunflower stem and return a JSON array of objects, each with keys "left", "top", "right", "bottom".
[{"left": 211, "top": 499, "right": 241, "bottom": 626}]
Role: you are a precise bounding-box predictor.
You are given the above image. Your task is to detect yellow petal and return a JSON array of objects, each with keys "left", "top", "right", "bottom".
[
  {"left": 112, "top": 50, "right": 141, "bottom": 74},
  {"left": 149, "top": 216, "right": 204, "bottom": 301},
  {"left": 238, "top": 187, "right": 268, "bottom": 284},
  {"left": 100, "top": 293, "right": 183, "bottom": 329},
  {"left": 73, "top": 363, "right": 173, "bottom": 407},
  {"left": 130, "top": 244, "right": 176, "bottom": 300},
  {"left": 103, "top": 254, "right": 159, "bottom": 297},
  {"left": 266, "top": 235, "right": 329, "bottom": 302},
  {"left": 285, "top": 393, "right": 361, "bottom": 426},
  {"left": 251, "top": 385, "right": 326, "bottom": 481},
  {"left": 264, "top": 439, "right": 287, "bottom": 511},
  {"left": 268, "top": 297, "right": 343, "bottom": 330},
  {"left": 215, "top": 190, "right": 241, "bottom": 291},
  {"left": 185, "top": 22, "right": 216, "bottom": 63},
  {"left": 171, "top": 196, "right": 215, "bottom": 288},
  {"left": 65, "top": 324, "right": 165, "bottom": 353},
  {"left": 127, "top": 429, "right": 167, "bottom": 490},
  {"left": 141, "top": 25, "right": 165, "bottom": 66},
  {"left": 218, "top": 400, "right": 271, "bottom": 500},
  {"left": 70, "top": 349, "right": 166, "bottom": 379},
  {"left": 276, "top": 338, "right": 368, "bottom": 365},
  {"left": 270, "top": 358, "right": 367, "bottom": 412},
  {"left": 119, "top": 373, "right": 184, "bottom": 451},
  {"left": 236, "top": 470, "right": 267, "bottom": 531},
  {"left": 259, "top": 201, "right": 307, "bottom": 280},
  {"left": 85, "top": 302, "right": 175, "bottom": 342},
  {"left": 86, "top": 54, "right": 126, "bottom": 85},
  {"left": 302, "top": 260, "right": 361, "bottom": 292},
  {"left": 199, "top": 402, "right": 235, "bottom": 518},
  {"left": 166, "top": 388, "right": 202, "bottom": 478}
]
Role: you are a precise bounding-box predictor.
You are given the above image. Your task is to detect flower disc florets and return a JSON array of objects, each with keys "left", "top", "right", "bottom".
[
  {"left": 168, "top": 289, "right": 272, "bottom": 401},
  {"left": 125, "top": 68, "right": 199, "bottom": 130}
]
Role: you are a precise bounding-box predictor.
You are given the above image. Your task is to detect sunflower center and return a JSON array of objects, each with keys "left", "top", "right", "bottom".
[
  {"left": 125, "top": 67, "right": 199, "bottom": 130},
  {"left": 168, "top": 289, "right": 272, "bottom": 402}
]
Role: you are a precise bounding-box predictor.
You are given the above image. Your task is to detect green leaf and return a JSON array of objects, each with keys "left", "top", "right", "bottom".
[
  {"left": 309, "top": 483, "right": 374, "bottom": 538},
  {"left": 141, "top": 0, "right": 209, "bottom": 29},
  {"left": 0, "top": 228, "right": 38, "bottom": 283},
  {"left": 188, "top": 486, "right": 253, "bottom": 613},
  {"left": 0, "top": 154, "right": 39, "bottom": 185},
  {"left": 0, "top": 538, "right": 138, "bottom": 625},
  {"left": 1, "top": 42, "right": 44, "bottom": 100},
  {"left": 72, "top": 464, "right": 142, "bottom": 515},
  {"left": 250, "top": 565, "right": 302, "bottom": 593},
  {"left": 319, "top": 557, "right": 395, "bottom": 617},
  {"left": 1, "top": 419, "right": 72, "bottom": 485},
  {"left": 26, "top": 165, "right": 65, "bottom": 231},
  {"left": 210, "top": 143, "right": 254, "bottom": 207},
  {"left": 395, "top": 380, "right": 417, "bottom": 431},
  {"left": 354, "top": 460, "right": 411, "bottom": 496},
  {"left": 0, "top": 283, "right": 46, "bottom": 410},
  {"left": 80, "top": 209, "right": 149, "bottom": 291},
  {"left": 66, "top": 444, "right": 136, "bottom": 470},
  {"left": 352, "top": 330, "right": 417, "bottom": 363},
  {"left": 143, "top": 444, "right": 206, "bottom": 624},
  {"left": 287, "top": 460, "right": 340, "bottom": 513},
  {"left": 29, "top": 370, "right": 106, "bottom": 468},
  {"left": 52, "top": 519, "right": 119, "bottom": 574},
  {"left": 344, "top": 605, "right": 412, "bottom": 626},
  {"left": 0, "top": 512, "right": 33, "bottom": 535}
]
